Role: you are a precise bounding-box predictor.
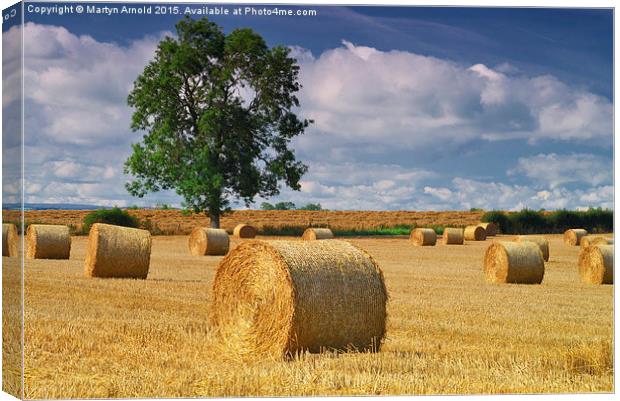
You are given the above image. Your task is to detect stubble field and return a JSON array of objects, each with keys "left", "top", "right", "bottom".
[{"left": 6, "top": 232, "right": 612, "bottom": 398}]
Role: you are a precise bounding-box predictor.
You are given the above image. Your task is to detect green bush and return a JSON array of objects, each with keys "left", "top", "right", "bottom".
[
  {"left": 83, "top": 207, "right": 140, "bottom": 233},
  {"left": 298, "top": 203, "right": 322, "bottom": 211},
  {"left": 481, "top": 210, "right": 510, "bottom": 234},
  {"left": 481, "top": 208, "right": 612, "bottom": 234}
]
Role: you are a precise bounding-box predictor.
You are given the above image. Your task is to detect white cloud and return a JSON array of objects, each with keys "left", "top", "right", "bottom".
[
  {"left": 4, "top": 23, "right": 612, "bottom": 211},
  {"left": 424, "top": 178, "right": 613, "bottom": 211},
  {"left": 509, "top": 153, "right": 612, "bottom": 188},
  {"left": 296, "top": 41, "right": 612, "bottom": 158}
]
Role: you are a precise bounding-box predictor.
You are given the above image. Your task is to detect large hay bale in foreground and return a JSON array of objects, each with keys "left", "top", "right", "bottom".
[
  {"left": 464, "top": 225, "right": 486, "bottom": 241},
  {"left": 515, "top": 235, "right": 550, "bottom": 262},
  {"left": 484, "top": 241, "right": 544, "bottom": 284},
  {"left": 189, "top": 227, "right": 229, "bottom": 256},
  {"left": 25, "top": 224, "right": 70, "bottom": 259},
  {"left": 410, "top": 228, "right": 437, "bottom": 246},
  {"left": 478, "top": 222, "right": 498, "bottom": 236},
  {"left": 233, "top": 224, "right": 257, "bottom": 239},
  {"left": 579, "top": 244, "right": 613, "bottom": 285},
  {"left": 211, "top": 240, "right": 388, "bottom": 359},
  {"left": 564, "top": 229, "right": 587, "bottom": 246},
  {"left": 302, "top": 227, "right": 334, "bottom": 241},
  {"left": 580, "top": 235, "right": 613, "bottom": 250},
  {"left": 443, "top": 227, "right": 464, "bottom": 245},
  {"left": 84, "top": 223, "right": 151, "bottom": 279},
  {"left": 2, "top": 223, "right": 18, "bottom": 257}
]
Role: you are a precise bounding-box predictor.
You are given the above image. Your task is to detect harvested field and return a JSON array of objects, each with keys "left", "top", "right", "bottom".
[
  {"left": 3, "top": 210, "right": 484, "bottom": 235},
  {"left": 12, "top": 233, "right": 613, "bottom": 398}
]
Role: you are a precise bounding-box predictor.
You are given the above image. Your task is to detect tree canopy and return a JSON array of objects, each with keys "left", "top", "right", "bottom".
[{"left": 125, "top": 17, "right": 310, "bottom": 227}]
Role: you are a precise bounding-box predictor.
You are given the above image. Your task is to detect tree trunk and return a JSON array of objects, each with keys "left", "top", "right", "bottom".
[{"left": 209, "top": 211, "right": 221, "bottom": 228}]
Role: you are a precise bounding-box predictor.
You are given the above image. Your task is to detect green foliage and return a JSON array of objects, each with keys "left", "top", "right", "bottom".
[
  {"left": 508, "top": 209, "right": 548, "bottom": 234},
  {"left": 260, "top": 202, "right": 275, "bottom": 210},
  {"left": 481, "top": 210, "right": 510, "bottom": 234},
  {"left": 274, "top": 201, "right": 296, "bottom": 210},
  {"left": 125, "top": 17, "right": 311, "bottom": 228},
  {"left": 298, "top": 203, "right": 322, "bottom": 211},
  {"left": 481, "top": 208, "right": 612, "bottom": 234},
  {"left": 155, "top": 203, "right": 173, "bottom": 210},
  {"left": 83, "top": 207, "right": 140, "bottom": 233},
  {"left": 126, "top": 205, "right": 140, "bottom": 210},
  {"left": 469, "top": 207, "right": 484, "bottom": 212}
]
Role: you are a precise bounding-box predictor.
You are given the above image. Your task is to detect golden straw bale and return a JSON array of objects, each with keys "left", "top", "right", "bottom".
[
  {"left": 211, "top": 240, "right": 388, "bottom": 360},
  {"left": 25, "top": 224, "right": 70, "bottom": 259},
  {"left": 563, "top": 228, "right": 587, "bottom": 246},
  {"left": 410, "top": 228, "right": 437, "bottom": 246},
  {"left": 578, "top": 244, "right": 613, "bottom": 285},
  {"left": 233, "top": 224, "right": 257, "bottom": 239},
  {"left": 484, "top": 241, "right": 545, "bottom": 284},
  {"left": 477, "top": 222, "right": 498, "bottom": 236},
  {"left": 302, "top": 227, "right": 334, "bottom": 240},
  {"left": 580, "top": 235, "right": 613, "bottom": 250},
  {"left": 515, "top": 235, "right": 550, "bottom": 262},
  {"left": 443, "top": 227, "right": 464, "bottom": 245},
  {"left": 188, "top": 227, "right": 229, "bottom": 256},
  {"left": 464, "top": 225, "right": 486, "bottom": 241},
  {"left": 84, "top": 223, "right": 151, "bottom": 279},
  {"left": 2, "top": 223, "right": 18, "bottom": 257}
]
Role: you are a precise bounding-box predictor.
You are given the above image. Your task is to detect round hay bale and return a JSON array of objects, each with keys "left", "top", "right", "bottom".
[
  {"left": 233, "top": 224, "right": 257, "bottom": 239},
  {"left": 211, "top": 240, "right": 388, "bottom": 359},
  {"left": 188, "top": 227, "right": 229, "bottom": 256},
  {"left": 580, "top": 235, "right": 613, "bottom": 250},
  {"left": 302, "top": 228, "right": 334, "bottom": 241},
  {"left": 410, "top": 228, "right": 437, "bottom": 246},
  {"left": 515, "top": 235, "right": 550, "bottom": 262},
  {"left": 484, "top": 241, "right": 544, "bottom": 284},
  {"left": 478, "top": 222, "right": 498, "bottom": 236},
  {"left": 564, "top": 228, "right": 587, "bottom": 246},
  {"left": 578, "top": 244, "right": 613, "bottom": 285},
  {"left": 25, "top": 224, "right": 71, "bottom": 259},
  {"left": 464, "top": 225, "right": 486, "bottom": 241},
  {"left": 2, "top": 223, "right": 18, "bottom": 257},
  {"left": 84, "top": 223, "right": 151, "bottom": 279},
  {"left": 443, "top": 227, "right": 464, "bottom": 245}
]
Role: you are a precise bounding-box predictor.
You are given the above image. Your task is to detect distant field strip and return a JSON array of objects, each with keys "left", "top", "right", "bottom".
[{"left": 4, "top": 210, "right": 483, "bottom": 236}]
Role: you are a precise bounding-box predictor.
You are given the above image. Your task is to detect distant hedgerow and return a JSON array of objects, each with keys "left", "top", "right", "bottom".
[{"left": 83, "top": 207, "right": 140, "bottom": 234}]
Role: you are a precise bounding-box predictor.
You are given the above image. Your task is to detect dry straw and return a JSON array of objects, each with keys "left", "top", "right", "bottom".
[
  {"left": 25, "top": 224, "right": 71, "bottom": 259},
  {"left": 564, "top": 228, "right": 588, "bottom": 246},
  {"left": 478, "top": 222, "right": 498, "bottom": 236},
  {"left": 211, "top": 240, "right": 388, "bottom": 360},
  {"left": 464, "top": 225, "right": 486, "bottom": 241},
  {"left": 515, "top": 235, "right": 550, "bottom": 262},
  {"left": 189, "top": 227, "right": 229, "bottom": 256},
  {"left": 484, "top": 241, "right": 544, "bottom": 284},
  {"left": 410, "top": 228, "right": 437, "bottom": 246},
  {"left": 443, "top": 227, "right": 464, "bottom": 244},
  {"left": 233, "top": 224, "right": 257, "bottom": 239},
  {"left": 578, "top": 244, "right": 613, "bottom": 285},
  {"left": 302, "top": 227, "right": 334, "bottom": 241},
  {"left": 2, "top": 223, "right": 18, "bottom": 257},
  {"left": 84, "top": 223, "right": 152, "bottom": 279},
  {"left": 580, "top": 235, "right": 613, "bottom": 250}
]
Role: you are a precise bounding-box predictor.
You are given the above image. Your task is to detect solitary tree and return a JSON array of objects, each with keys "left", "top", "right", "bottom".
[{"left": 125, "top": 17, "right": 310, "bottom": 227}]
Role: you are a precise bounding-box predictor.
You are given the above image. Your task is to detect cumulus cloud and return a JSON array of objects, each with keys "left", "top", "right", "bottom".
[
  {"left": 295, "top": 41, "right": 612, "bottom": 159},
  {"left": 4, "top": 22, "right": 612, "bottom": 211},
  {"left": 509, "top": 153, "right": 612, "bottom": 188},
  {"left": 423, "top": 178, "right": 613, "bottom": 210}
]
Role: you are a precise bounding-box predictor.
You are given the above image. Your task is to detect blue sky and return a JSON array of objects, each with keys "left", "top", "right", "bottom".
[{"left": 2, "top": 3, "right": 613, "bottom": 210}]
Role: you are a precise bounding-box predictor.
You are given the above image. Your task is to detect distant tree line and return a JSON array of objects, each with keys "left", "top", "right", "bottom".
[
  {"left": 260, "top": 201, "right": 323, "bottom": 211},
  {"left": 481, "top": 208, "right": 613, "bottom": 234}
]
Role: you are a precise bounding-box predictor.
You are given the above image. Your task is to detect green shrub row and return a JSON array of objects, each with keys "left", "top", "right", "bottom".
[{"left": 481, "top": 208, "right": 613, "bottom": 235}]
